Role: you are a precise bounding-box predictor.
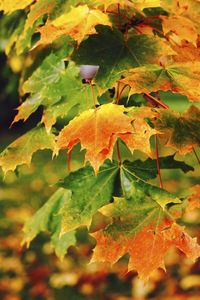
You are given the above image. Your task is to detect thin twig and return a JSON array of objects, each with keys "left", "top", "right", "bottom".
[
  {"left": 116, "top": 84, "right": 129, "bottom": 105},
  {"left": 155, "top": 135, "right": 163, "bottom": 189},
  {"left": 88, "top": 80, "right": 96, "bottom": 110},
  {"left": 144, "top": 93, "right": 169, "bottom": 109},
  {"left": 67, "top": 150, "right": 72, "bottom": 174},
  {"left": 116, "top": 141, "right": 122, "bottom": 165}
]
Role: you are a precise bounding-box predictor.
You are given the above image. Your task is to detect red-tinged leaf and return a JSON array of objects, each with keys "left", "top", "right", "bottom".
[{"left": 172, "top": 39, "right": 200, "bottom": 63}]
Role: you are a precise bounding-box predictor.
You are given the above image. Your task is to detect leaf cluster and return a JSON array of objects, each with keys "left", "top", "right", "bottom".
[{"left": 0, "top": 0, "right": 200, "bottom": 279}]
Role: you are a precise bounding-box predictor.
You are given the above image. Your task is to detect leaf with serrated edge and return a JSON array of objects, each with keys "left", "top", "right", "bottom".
[
  {"left": 13, "top": 58, "right": 92, "bottom": 129},
  {"left": 73, "top": 25, "right": 174, "bottom": 89},
  {"left": 119, "top": 62, "right": 200, "bottom": 102},
  {"left": 57, "top": 104, "right": 156, "bottom": 173},
  {"left": 154, "top": 106, "right": 200, "bottom": 154},
  {"left": 35, "top": 5, "right": 111, "bottom": 46},
  {"left": 58, "top": 161, "right": 119, "bottom": 233}
]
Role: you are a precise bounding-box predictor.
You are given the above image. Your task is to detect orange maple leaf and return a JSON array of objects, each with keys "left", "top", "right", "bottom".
[
  {"left": 161, "top": 15, "right": 198, "bottom": 46},
  {"left": 92, "top": 221, "right": 200, "bottom": 279},
  {"left": 172, "top": 39, "right": 200, "bottom": 63},
  {"left": 57, "top": 104, "right": 156, "bottom": 173}
]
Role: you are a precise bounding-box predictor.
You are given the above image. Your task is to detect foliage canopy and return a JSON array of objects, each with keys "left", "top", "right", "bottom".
[{"left": 0, "top": 0, "right": 200, "bottom": 280}]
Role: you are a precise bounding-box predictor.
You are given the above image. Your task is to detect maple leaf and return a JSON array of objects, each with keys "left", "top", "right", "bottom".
[
  {"left": 73, "top": 25, "right": 175, "bottom": 89},
  {"left": 161, "top": 15, "right": 198, "bottom": 46},
  {"left": 154, "top": 106, "right": 200, "bottom": 154},
  {"left": 57, "top": 104, "right": 156, "bottom": 173},
  {"left": 23, "top": 157, "right": 192, "bottom": 258},
  {"left": 58, "top": 161, "right": 119, "bottom": 233},
  {"left": 119, "top": 62, "right": 200, "bottom": 102},
  {"left": 0, "top": 0, "right": 34, "bottom": 14},
  {"left": 161, "top": 0, "right": 200, "bottom": 28},
  {"left": 15, "top": 0, "right": 56, "bottom": 54},
  {"left": 92, "top": 222, "right": 200, "bottom": 279},
  {"left": 13, "top": 53, "right": 65, "bottom": 124},
  {"left": 0, "top": 126, "right": 57, "bottom": 174},
  {"left": 58, "top": 156, "right": 187, "bottom": 234},
  {"left": 23, "top": 188, "right": 76, "bottom": 259},
  {"left": 91, "top": 165, "right": 200, "bottom": 279},
  {"left": 13, "top": 55, "right": 95, "bottom": 130},
  {"left": 126, "top": 155, "right": 194, "bottom": 180},
  {"left": 25, "top": 0, "right": 55, "bottom": 29},
  {"left": 35, "top": 5, "right": 111, "bottom": 47}
]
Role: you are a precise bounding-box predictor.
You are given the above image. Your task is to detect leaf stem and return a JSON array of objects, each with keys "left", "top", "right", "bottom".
[
  {"left": 155, "top": 134, "right": 163, "bottom": 189},
  {"left": 67, "top": 150, "right": 72, "bottom": 174},
  {"left": 116, "top": 140, "right": 122, "bottom": 166},
  {"left": 116, "top": 82, "right": 129, "bottom": 104},
  {"left": 87, "top": 80, "right": 96, "bottom": 110},
  {"left": 193, "top": 147, "right": 200, "bottom": 165},
  {"left": 144, "top": 93, "right": 169, "bottom": 109}
]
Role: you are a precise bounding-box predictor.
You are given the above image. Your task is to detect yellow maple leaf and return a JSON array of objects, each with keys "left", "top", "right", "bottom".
[
  {"left": 162, "top": 15, "right": 199, "bottom": 46},
  {"left": 35, "top": 5, "right": 111, "bottom": 46},
  {"left": 0, "top": 0, "right": 34, "bottom": 14},
  {"left": 162, "top": 0, "right": 200, "bottom": 25}
]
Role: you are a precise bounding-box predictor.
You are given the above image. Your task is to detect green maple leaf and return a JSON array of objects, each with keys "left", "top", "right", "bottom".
[
  {"left": 58, "top": 161, "right": 119, "bottom": 233},
  {"left": 120, "top": 62, "right": 200, "bottom": 102},
  {"left": 125, "top": 155, "right": 194, "bottom": 181},
  {"left": 13, "top": 53, "right": 98, "bottom": 131},
  {"left": 72, "top": 25, "right": 169, "bottom": 89},
  {"left": 155, "top": 105, "right": 200, "bottom": 154},
  {"left": 58, "top": 156, "right": 188, "bottom": 233},
  {"left": 22, "top": 156, "right": 191, "bottom": 258}
]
